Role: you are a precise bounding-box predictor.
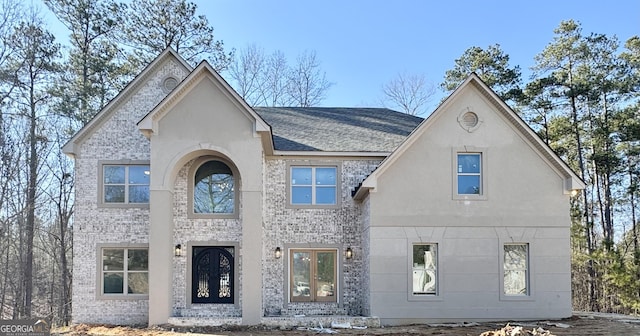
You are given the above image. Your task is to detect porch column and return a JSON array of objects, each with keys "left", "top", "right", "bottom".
[
  {"left": 148, "top": 188, "right": 174, "bottom": 326},
  {"left": 242, "top": 190, "right": 262, "bottom": 324}
]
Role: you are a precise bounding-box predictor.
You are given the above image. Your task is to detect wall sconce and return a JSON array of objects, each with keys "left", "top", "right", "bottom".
[
  {"left": 174, "top": 244, "right": 182, "bottom": 257},
  {"left": 345, "top": 247, "right": 353, "bottom": 259},
  {"left": 275, "top": 247, "right": 282, "bottom": 259}
]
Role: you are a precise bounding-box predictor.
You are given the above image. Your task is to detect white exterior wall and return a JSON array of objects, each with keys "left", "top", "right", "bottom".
[
  {"left": 71, "top": 58, "right": 189, "bottom": 324},
  {"left": 367, "top": 84, "right": 573, "bottom": 324}
]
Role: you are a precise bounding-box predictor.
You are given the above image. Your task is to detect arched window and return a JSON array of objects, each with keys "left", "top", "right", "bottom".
[{"left": 193, "top": 160, "right": 235, "bottom": 214}]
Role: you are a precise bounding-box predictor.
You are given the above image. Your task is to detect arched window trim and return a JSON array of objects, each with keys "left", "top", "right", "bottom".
[{"left": 187, "top": 156, "right": 240, "bottom": 219}]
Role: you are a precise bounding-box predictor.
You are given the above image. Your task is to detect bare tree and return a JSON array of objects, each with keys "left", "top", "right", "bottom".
[
  {"left": 227, "top": 46, "right": 332, "bottom": 107},
  {"left": 7, "top": 9, "right": 60, "bottom": 317},
  {"left": 287, "top": 50, "right": 332, "bottom": 107},
  {"left": 381, "top": 72, "right": 436, "bottom": 116}
]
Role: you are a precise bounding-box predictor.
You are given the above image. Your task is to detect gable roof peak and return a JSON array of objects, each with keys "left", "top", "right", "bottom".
[{"left": 62, "top": 47, "right": 192, "bottom": 157}]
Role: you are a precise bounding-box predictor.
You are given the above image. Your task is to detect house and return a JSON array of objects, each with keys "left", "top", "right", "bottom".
[{"left": 62, "top": 48, "right": 585, "bottom": 327}]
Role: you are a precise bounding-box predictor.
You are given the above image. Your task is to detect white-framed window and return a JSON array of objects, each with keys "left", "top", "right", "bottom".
[
  {"left": 290, "top": 249, "right": 337, "bottom": 302},
  {"left": 290, "top": 166, "right": 338, "bottom": 206},
  {"left": 456, "top": 153, "right": 482, "bottom": 195},
  {"left": 503, "top": 244, "right": 529, "bottom": 296},
  {"left": 101, "top": 247, "right": 148, "bottom": 296},
  {"left": 412, "top": 244, "right": 438, "bottom": 295},
  {"left": 102, "top": 164, "right": 150, "bottom": 204}
]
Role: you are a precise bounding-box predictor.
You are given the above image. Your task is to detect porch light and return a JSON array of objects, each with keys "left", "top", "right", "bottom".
[
  {"left": 174, "top": 244, "right": 182, "bottom": 257},
  {"left": 275, "top": 247, "right": 282, "bottom": 259},
  {"left": 345, "top": 247, "right": 353, "bottom": 259},
  {"left": 570, "top": 189, "right": 579, "bottom": 197}
]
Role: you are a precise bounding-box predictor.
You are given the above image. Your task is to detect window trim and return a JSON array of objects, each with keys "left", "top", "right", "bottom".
[
  {"left": 96, "top": 243, "right": 149, "bottom": 300},
  {"left": 408, "top": 242, "right": 443, "bottom": 301},
  {"left": 187, "top": 156, "right": 240, "bottom": 219},
  {"left": 452, "top": 147, "right": 488, "bottom": 201},
  {"left": 500, "top": 242, "right": 534, "bottom": 301},
  {"left": 98, "top": 160, "right": 150, "bottom": 208},
  {"left": 283, "top": 245, "right": 342, "bottom": 305},
  {"left": 285, "top": 161, "right": 341, "bottom": 209},
  {"left": 185, "top": 241, "right": 240, "bottom": 308}
]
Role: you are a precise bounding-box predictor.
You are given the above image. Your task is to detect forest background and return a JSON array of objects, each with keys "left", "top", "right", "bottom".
[{"left": 0, "top": 0, "right": 638, "bottom": 326}]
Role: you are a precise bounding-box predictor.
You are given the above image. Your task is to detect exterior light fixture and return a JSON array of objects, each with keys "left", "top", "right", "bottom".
[
  {"left": 275, "top": 247, "right": 282, "bottom": 259},
  {"left": 345, "top": 247, "right": 353, "bottom": 259},
  {"left": 570, "top": 189, "right": 579, "bottom": 197},
  {"left": 174, "top": 244, "right": 182, "bottom": 257}
]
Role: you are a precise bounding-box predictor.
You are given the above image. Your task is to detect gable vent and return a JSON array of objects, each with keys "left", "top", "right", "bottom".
[
  {"left": 162, "top": 76, "right": 179, "bottom": 93},
  {"left": 462, "top": 112, "right": 478, "bottom": 128},
  {"left": 457, "top": 108, "right": 482, "bottom": 132}
]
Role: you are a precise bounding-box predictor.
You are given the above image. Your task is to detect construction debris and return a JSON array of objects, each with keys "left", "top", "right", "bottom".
[{"left": 479, "top": 323, "right": 557, "bottom": 336}]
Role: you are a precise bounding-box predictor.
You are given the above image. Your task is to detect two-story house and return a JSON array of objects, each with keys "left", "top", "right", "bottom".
[{"left": 63, "top": 48, "right": 584, "bottom": 327}]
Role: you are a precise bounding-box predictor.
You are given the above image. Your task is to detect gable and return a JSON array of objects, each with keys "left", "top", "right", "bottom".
[
  {"left": 137, "top": 61, "right": 270, "bottom": 142},
  {"left": 354, "top": 74, "right": 585, "bottom": 200},
  {"left": 62, "top": 48, "right": 192, "bottom": 157}
]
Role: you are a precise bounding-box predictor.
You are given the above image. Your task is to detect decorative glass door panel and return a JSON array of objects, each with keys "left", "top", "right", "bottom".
[{"left": 192, "top": 247, "right": 234, "bottom": 304}]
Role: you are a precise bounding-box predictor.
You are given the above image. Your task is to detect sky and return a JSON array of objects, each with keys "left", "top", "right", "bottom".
[
  {"left": 196, "top": 0, "right": 639, "bottom": 111},
  {"left": 40, "top": 0, "right": 640, "bottom": 112}
]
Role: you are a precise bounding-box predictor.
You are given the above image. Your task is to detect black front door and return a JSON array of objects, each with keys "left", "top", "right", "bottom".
[{"left": 192, "top": 246, "right": 234, "bottom": 304}]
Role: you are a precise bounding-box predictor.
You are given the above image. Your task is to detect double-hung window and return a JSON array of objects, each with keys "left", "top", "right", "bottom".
[
  {"left": 290, "top": 249, "right": 337, "bottom": 302},
  {"left": 102, "top": 164, "right": 150, "bottom": 204},
  {"left": 412, "top": 244, "right": 438, "bottom": 295},
  {"left": 101, "top": 247, "right": 148, "bottom": 296},
  {"left": 290, "top": 166, "right": 337, "bottom": 206},
  {"left": 457, "top": 153, "right": 482, "bottom": 195},
  {"left": 503, "top": 244, "right": 529, "bottom": 296}
]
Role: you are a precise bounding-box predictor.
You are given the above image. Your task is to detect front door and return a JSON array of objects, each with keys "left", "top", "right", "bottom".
[{"left": 192, "top": 246, "right": 234, "bottom": 304}]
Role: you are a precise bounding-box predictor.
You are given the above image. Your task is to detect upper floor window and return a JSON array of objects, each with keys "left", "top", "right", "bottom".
[
  {"left": 103, "top": 165, "right": 150, "bottom": 204},
  {"left": 412, "top": 244, "right": 438, "bottom": 295},
  {"left": 101, "top": 247, "right": 148, "bottom": 297},
  {"left": 457, "top": 153, "right": 482, "bottom": 195},
  {"left": 194, "top": 160, "right": 235, "bottom": 214},
  {"left": 290, "top": 166, "right": 337, "bottom": 205}
]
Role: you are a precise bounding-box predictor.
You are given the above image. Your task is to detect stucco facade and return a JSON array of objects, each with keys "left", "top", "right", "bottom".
[{"left": 64, "top": 49, "right": 584, "bottom": 326}]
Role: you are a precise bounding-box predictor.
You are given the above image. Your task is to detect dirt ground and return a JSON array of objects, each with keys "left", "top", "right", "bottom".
[{"left": 52, "top": 313, "right": 640, "bottom": 336}]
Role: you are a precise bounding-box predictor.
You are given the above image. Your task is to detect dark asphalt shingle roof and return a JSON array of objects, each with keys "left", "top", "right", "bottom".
[{"left": 253, "top": 107, "right": 423, "bottom": 152}]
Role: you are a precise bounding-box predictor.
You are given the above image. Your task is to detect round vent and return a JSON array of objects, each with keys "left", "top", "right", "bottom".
[
  {"left": 162, "top": 77, "right": 178, "bottom": 92},
  {"left": 462, "top": 112, "right": 479, "bottom": 128},
  {"left": 457, "top": 108, "right": 482, "bottom": 132}
]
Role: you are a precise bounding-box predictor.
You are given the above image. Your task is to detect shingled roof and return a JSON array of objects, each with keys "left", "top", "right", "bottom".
[{"left": 253, "top": 107, "right": 423, "bottom": 152}]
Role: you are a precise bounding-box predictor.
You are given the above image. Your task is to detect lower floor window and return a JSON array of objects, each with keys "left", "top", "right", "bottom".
[
  {"left": 504, "top": 244, "right": 529, "bottom": 295},
  {"left": 192, "top": 246, "right": 234, "bottom": 304},
  {"left": 290, "top": 249, "right": 337, "bottom": 302},
  {"left": 102, "top": 248, "right": 148, "bottom": 295},
  {"left": 412, "top": 244, "right": 438, "bottom": 295}
]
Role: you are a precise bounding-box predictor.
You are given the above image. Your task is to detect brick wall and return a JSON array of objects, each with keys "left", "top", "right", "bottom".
[
  {"left": 261, "top": 159, "right": 379, "bottom": 317},
  {"left": 72, "top": 58, "right": 189, "bottom": 325}
]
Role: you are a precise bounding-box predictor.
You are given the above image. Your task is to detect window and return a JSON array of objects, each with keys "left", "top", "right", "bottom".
[
  {"left": 457, "top": 153, "right": 482, "bottom": 195},
  {"left": 290, "top": 166, "right": 337, "bottom": 205},
  {"left": 412, "top": 244, "right": 437, "bottom": 295},
  {"left": 194, "top": 160, "right": 234, "bottom": 214},
  {"left": 290, "top": 249, "right": 337, "bottom": 302},
  {"left": 504, "top": 244, "right": 529, "bottom": 295},
  {"left": 103, "top": 165, "right": 150, "bottom": 204},
  {"left": 101, "top": 248, "right": 148, "bottom": 296},
  {"left": 192, "top": 246, "right": 234, "bottom": 304}
]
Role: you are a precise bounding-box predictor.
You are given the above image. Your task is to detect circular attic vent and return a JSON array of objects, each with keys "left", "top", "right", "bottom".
[
  {"left": 461, "top": 112, "right": 479, "bottom": 128},
  {"left": 457, "top": 109, "right": 482, "bottom": 132},
  {"left": 162, "top": 76, "right": 179, "bottom": 93}
]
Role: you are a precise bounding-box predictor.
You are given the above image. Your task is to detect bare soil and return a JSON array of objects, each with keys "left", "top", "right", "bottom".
[{"left": 52, "top": 313, "right": 640, "bottom": 336}]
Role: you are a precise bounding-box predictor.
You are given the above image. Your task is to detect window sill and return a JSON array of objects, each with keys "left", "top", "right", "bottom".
[
  {"left": 97, "top": 294, "right": 149, "bottom": 300},
  {"left": 407, "top": 294, "right": 444, "bottom": 302},
  {"left": 500, "top": 294, "right": 535, "bottom": 302},
  {"left": 98, "top": 203, "right": 150, "bottom": 209}
]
